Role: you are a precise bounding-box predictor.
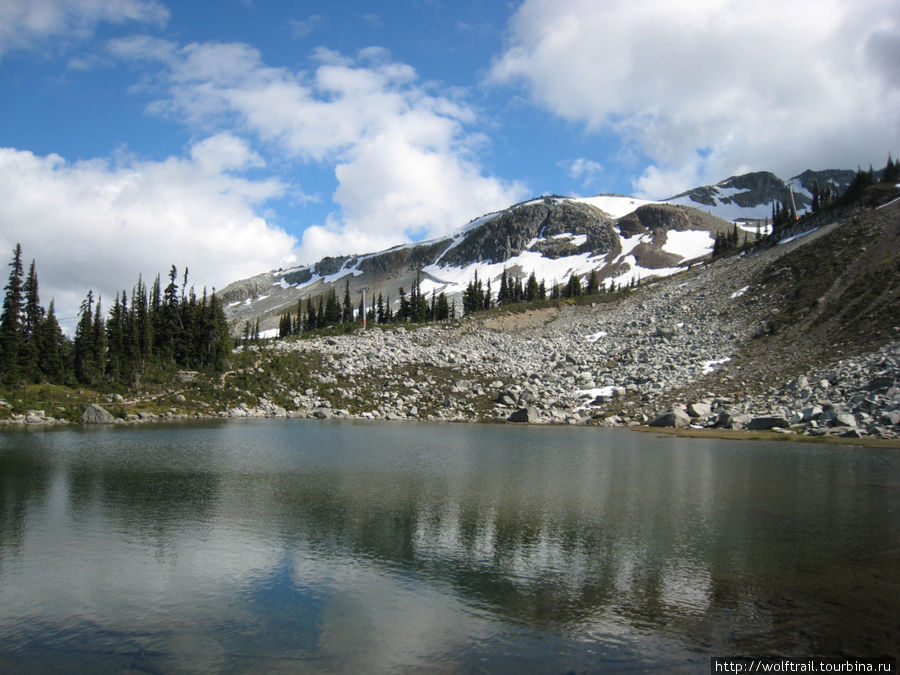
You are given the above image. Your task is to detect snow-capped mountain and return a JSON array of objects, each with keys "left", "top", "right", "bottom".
[
  {"left": 219, "top": 168, "right": 858, "bottom": 332},
  {"left": 221, "top": 195, "right": 735, "bottom": 332},
  {"left": 664, "top": 169, "right": 856, "bottom": 221}
]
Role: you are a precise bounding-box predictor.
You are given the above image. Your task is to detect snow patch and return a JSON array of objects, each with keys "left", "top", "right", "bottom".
[
  {"left": 574, "top": 195, "right": 658, "bottom": 219},
  {"left": 702, "top": 358, "right": 730, "bottom": 375},
  {"left": 662, "top": 230, "right": 714, "bottom": 260},
  {"left": 778, "top": 228, "right": 818, "bottom": 245},
  {"left": 577, "top": 386, "right": 615, "bottom": 400}
]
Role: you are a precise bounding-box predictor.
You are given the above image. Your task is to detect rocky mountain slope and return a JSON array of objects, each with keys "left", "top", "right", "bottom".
[
  {"left": 211, "top": 180, "right": 898, "bottom": 442},
  {"left": 665, "top": 169, "right": 856, "bottom": 221},
  {"left": 221, "top": 197, "right": 736, "bottom": 333},
  {"left": 12, "top": 180, "right": 896, "bottom": 440},
  {"left": 221, "top": 168, "right": 858, "bottom": 335}
]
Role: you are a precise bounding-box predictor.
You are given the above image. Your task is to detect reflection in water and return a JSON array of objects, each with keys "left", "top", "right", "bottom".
[{"left": 0, "top": 421, "right": 897, "bottom": 671}]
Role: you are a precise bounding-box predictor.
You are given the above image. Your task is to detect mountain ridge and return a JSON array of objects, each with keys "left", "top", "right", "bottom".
[{"left": 221, "top": 167, "right": 857, "bottom": 333}]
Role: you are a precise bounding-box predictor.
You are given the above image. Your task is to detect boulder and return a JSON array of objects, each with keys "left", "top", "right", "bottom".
[
  {"left": 649, "top": 408, "right": 691, "bottom": 428},
  {"left": 654, "top": 324, "right": 678, "bottom": 340},
  {"left": 746, "top": 416, "right": 790, "bottom": 430},
  {"left": 833, "top": 412, "right": 858, "bottom": 428},
  {"left": 82, "top": 404, "right": 115, "bottom": 424},
  {"left": 508, "top": 407, "right": 538, "bottom": 423},
  {"left": 687, "top": 401, "right": 712, "bottom": 418}
]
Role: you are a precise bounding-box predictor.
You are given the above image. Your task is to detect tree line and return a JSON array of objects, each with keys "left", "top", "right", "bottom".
[
  {"left": 0, "top": 245, "right": 231, "bottom": 388},
  {"left": 274, "top": 266, "right": 631, "bottom": 339}
]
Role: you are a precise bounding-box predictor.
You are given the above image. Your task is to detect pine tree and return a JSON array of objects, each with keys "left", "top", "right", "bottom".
[
  {"left": 436, "top": 292, "right": 449, "bottom": 321},
  {"left": 73, "top": 291, "right": 95, "bottom": 384},
  {"left": 37, "top": 300, "right": 67, "bottom": 382},
  {"left": 342, "top": 280, "right": 353, "bottom": 324},
  {"left": 882, "top": 153, "right": 899, "bottom": 183},
  {"left": 586, "top": 270, "right": 599, "bottom": 295},
  {"left": 524, "top": 272, "right": 538, "bottom": 302},
  {"left": 398, "top": 287, "right": 409, "bottom": 322},
  {"left": 0, "top": 244, "right": 25, "bottom": 384},
  {"left": 19, "top": 258, "right": 44, "bottom": 381},
  {"left": 498, "top": 269, "right": 509, "bottom": 305}
]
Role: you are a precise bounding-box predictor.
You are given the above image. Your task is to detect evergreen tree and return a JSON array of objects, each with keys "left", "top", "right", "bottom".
[
  {"left": 435, "top": 292, "right": 449, "bottom": 321},
  {"left": 92, "top": 297, "right": 107, "bottom": 381},
  {"left": 882, "top": 153, "right": 899, "bottom": 183},
  {"left": 37, "top": 300, "right": 67, "bottom": 382},
  {"left": 398, "top": 287, "right": 409, "bottom": 322},
  {"left": 20, "top": 258, "right": 44, "bottom": 381},
  {"left": 0, "top": 244, "right": 25, "bottom": 384},
  {"left": 413, "top": 272, "right": 428, "bottom": 322},
  {"left": 585, "top": 270, "right": 599, "bottom": 295},
  {"left": 73, "top": 291, "right": 95, "bottom": 384},
  {"left": 342, "top": 280, "right": 353, "bottom": 324}
]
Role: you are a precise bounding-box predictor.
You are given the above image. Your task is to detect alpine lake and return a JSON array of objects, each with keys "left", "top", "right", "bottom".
[{"left": 1, "top": 420, "right": 897, "bottom": 672}]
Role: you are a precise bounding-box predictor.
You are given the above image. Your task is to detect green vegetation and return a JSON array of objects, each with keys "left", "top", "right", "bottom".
[
  {"left": 0, "top": 246, "right": 232, "bottom": 405},
  {"left": 274, "top": 266, "right": 639, "bottom": 341}
]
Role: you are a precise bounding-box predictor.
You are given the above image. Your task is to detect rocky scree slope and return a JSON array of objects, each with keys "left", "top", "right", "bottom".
[{"left": 219, "top": 185, "right": 899, "bottom": 441}]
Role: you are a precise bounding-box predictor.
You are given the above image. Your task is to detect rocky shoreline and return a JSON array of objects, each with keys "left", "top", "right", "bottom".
[{"left": 4, "top": 215, "right": 898, "bottom": 442}]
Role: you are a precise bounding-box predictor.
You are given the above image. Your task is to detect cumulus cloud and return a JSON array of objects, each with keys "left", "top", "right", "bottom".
[
  {"left": 109, "top": 37, "right": 526, "bottom": 262},
  {"left": 560, "top": 158, "right": 605, "bottom": 189},
  {"left": 0, "top": 137, "right": 296, "bottom": 327},
  {"left": 490, "top": 0, "right": 900, "bottom": 196},
  {"left": 0, "top": 0, "right": 168, "bottom": 58}
]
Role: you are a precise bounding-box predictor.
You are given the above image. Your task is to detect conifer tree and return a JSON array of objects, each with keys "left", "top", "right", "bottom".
[
  {"left": 0, "top": 244, "right": 24, "bottom": 383},
  {"left": 342, "top": 280, "right": 353, "bottom": 324},
  {"left": 37, "top": 300, "right": 67, "bottom": 382},
  {"left": 19, "top": 258, "right": 44, "bottom": 381},
  {"left": 436, "top": 292, "right": 449, "bottom": 321},
  {"left": 398, "top": 287, "right": 409, "bottom": 322}
]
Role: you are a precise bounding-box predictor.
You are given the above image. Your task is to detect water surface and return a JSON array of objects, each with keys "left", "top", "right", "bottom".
[{"left": 1, "top": 420, "right": 897, "bottom": 672}]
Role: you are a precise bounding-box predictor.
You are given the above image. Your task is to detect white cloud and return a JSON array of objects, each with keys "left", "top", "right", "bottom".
[
  {"left": 491, "top": 0, "right": 900, "bottom": 196},
  {"left": 289, "top": 14, "right": 325, "bottom": 38},
  {"left": 561, "top": 158, "right": 604, "bottom": 189},
  {"left": 0, "top": 0, "right": 168, "bottom": 58},
  {"left": 0, "top": 140, "right": 296, "bottom": 328},
  {"left": 110, "top": 38, "right": 526, "bottom": 262}
]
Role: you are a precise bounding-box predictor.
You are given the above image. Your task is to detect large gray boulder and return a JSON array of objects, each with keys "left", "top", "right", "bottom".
[
  {"left": 508, "top": 407, "right": 539, "bottom": 423},
  {"left": 82, "top": 404, "right": 115, "bottom": 424},
  {"left": 649, "top": 407, "right": 691, "bottom": 428}
]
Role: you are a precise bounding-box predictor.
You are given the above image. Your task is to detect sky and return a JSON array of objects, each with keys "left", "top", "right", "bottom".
[{"left": 1, "top": 0, "right": 898, "bottom": 326}]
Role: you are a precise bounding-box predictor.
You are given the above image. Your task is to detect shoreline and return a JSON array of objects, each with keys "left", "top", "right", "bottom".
[{"left": 3, "top": 408, "right": 898, "bottom": 449}]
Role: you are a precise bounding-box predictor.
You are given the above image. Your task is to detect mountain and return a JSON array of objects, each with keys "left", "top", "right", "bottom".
[
  {"left": 221, "top": 196, "right": 736, "bottom": 332},
  {"left": 664, "top": 169, "right": 856, "bottom": 221},
  {"left": 220, "top": 168, "right": 860, "bottom": 334}
]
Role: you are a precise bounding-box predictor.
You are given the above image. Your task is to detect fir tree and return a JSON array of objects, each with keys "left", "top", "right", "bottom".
[
  {"left": 0, "top": 244, "right": 24, "bottom": 384},
  {"left": 526, "top": 272, "right": 539, "bottom": 302},
  {"left": 37, "top": 300, "right": 67, "bottom": 382},
  {"left": 342, "top": 280, "right": 353, "bottom": 324}
]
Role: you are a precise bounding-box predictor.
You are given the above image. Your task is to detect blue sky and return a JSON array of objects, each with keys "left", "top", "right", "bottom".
[{"left": 1, "top": 0, "right": 898, "bottom": 324}]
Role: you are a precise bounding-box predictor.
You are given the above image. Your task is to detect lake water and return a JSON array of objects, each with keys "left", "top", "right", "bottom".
[{"left": 0, "top": 420, "right": 897, "bottom": 672}]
